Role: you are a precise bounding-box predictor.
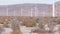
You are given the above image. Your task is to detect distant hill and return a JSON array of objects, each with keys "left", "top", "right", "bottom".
[{"left": 0, "top": 4, "right": 52, "bottom": 17}]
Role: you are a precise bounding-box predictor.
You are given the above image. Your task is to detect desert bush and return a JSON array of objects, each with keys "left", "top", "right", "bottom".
[
  {"left": 9, "top": 19, "right": 22, "bottom": 34},
  {"left": 9, "top": 19, "right": 20, "bottom": 30},
  {"left": 36, "top": 17, "right": 51, "bottom": 32},
  {"left": 36, "top": 18, "right": 45, "bottom": 29},
  {"left": 3, "top": 22, "right": 9, "bottom": 28},
  {"left": 24, "top": 18, "right": 36, "bottom": 27}
]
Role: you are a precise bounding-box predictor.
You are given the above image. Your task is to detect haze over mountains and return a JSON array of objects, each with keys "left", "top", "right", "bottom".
[
  {"left": 0, "top": 4, "right": 52, "bottom": 17},
  {"left": 55, "top": 1, "right": 60, "bottom": 17}
]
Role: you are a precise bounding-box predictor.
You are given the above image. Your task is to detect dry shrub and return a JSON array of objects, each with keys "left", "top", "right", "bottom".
[
  {"left": 24, "top": 18, "right": 36, "bottom": 27},
  {"left": 38, "top": 32, "right": 42, "bottom": 34},
  {"left": 11, "top": 29, "right": 22, "bottom": 34}
]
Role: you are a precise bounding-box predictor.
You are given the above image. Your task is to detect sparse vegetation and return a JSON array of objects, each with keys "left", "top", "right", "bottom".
[
  {"left": 37, "top": 17, "right": 53, "bottom": 32},
  {"left": 0, "top": 24, "right": 4, "bottom": 34},
  {"left": 0, "top": 16, "right": 60, "bottom": 34}
]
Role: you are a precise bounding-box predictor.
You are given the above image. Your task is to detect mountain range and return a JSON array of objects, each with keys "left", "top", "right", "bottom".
[{"left": 0, "top": 4, "right": 52, "bottom": 17}]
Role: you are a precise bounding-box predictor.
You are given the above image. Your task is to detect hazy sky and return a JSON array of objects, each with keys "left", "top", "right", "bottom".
[
  {"left": 54, "top": 0, "right": 60, "bottom": 2},
  {"left": 0, "top": 0, "right": 53, "bottom": 5},
  {"left": 0, "top": 0, "right": 60, "bottom": 5}
]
